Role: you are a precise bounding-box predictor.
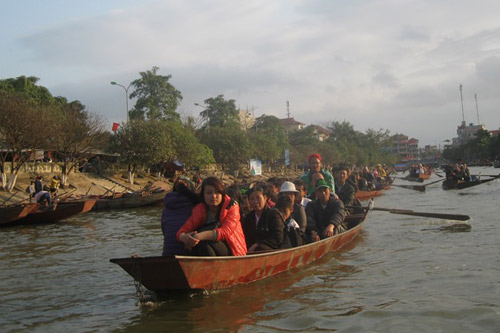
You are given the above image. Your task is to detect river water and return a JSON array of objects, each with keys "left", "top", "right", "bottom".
[{"left": 1, "top": 166, "right": 499, "bottom": 332}]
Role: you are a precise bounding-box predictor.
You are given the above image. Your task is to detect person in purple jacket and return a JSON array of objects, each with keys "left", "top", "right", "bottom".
[{"left": 161, "top": 176, "right": 200, "bottom": 256}]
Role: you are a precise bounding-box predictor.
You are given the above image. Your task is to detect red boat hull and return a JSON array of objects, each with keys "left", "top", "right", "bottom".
[{"left": 110, "top": 213, "right": 367, "bottom": 291}]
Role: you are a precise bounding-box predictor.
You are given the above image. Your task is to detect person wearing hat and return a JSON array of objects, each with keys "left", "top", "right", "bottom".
[
  {"left": 305, "top": 179, "right": 347, "bottom": 242},
  {"left": 300, "top": 153, "right": 335, "bottom": 198},
  {"left": 279, "top": 181, "right": 307, "bottom": 233}
]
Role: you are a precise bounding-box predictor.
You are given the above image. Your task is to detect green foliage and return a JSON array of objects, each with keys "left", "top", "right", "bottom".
[
  {"left": 0, "top": 76, "right": 55, "bottom": 106},
  {"left": 443, "top": 129, "right": 498, "bottom": 162},
  {"left": 201, "top": 126, "right": 252, "bottom": 170},
  {"left": 129, "top": 66, "right": 183, "bottom": 121},
  {"left": 199, "top": 95, "right": 240, "bottom": 129},
  {"left": 253, "top": 115, "right": 288, "bottom": 148},
  {"left": 111, "top": 120, "right": 175, "bottom": 172},
  {"left": 164, "top": 120, "right": 215, "bottom": 167}
]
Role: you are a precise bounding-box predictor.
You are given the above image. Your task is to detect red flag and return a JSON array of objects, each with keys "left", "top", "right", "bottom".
[{"left": 112, "top": 122, "right": 120, "bottom": 132}]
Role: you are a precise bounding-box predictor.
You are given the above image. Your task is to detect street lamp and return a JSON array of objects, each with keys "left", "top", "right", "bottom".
[
  {"left": 194, "top": 102, "right": 209, "bottom": 132},
  {"left": 110, "top": 81, "right": 132, "bottom": 123}
]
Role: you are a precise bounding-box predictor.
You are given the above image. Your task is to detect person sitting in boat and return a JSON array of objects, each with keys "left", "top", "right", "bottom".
[
  {"left": 355, "top": 172, "right": 369, "bottom": 191},
  {"left": 226, "top": 183, "right": 250, "bottom": 217},
  {"left": 362, "top": 166, "right": 376, "bottom": 190},
  {"left": 334, "top": 166, "right": 357, "bottom": 209},
  {"left": 241, "top": 185, "right": 269, "bottom": 248},
  {"left": 375, "top": 164, "right": 387, "bottom": 181},
  {"left": 265, "top": 177, "right": 281, "bottom": 207},
  {"left": 279, "top": 181, "right": 307, "bottom": 234},
  {"left": 177, "top": 177, "right": 247, "bottom": 256},
  {"left": 293, "top": 178, "right": 312, "bottom": 207},
  {"left": 161, "top": 176, "right": 200, "bottom": 256},
  {"left": 461, "top": 164, "right": 471, "bottom": 181},
  {"left": 247, "top": 195, "right": 294, "bottom": 252},
  {"left": 300, "top": 153, "right": 335, "bottom": 198},
  {"left": 306, "top": 179, "right": 347, "bottom": 242}
]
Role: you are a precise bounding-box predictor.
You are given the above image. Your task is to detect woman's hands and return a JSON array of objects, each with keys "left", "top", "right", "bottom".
[{"left": 179, "top": 232, "right": 200, "bottom": 250}]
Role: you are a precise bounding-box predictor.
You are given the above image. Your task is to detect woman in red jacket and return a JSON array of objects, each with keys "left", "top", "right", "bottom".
[{"left": 176, "top": 177, "right": 247, "bottom": 256}]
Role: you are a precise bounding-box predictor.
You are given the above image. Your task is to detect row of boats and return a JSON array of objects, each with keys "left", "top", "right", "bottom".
[
  {"left": 0, "top": 188, "right": 166, "bottom": 227},
  {"left": 3, "top": 171, "right": 497, "bottom": 296}
]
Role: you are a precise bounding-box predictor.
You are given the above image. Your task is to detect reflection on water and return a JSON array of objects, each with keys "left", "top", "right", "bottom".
[{"left": 1, "top": 167, "right": 500, "bottom": 332}]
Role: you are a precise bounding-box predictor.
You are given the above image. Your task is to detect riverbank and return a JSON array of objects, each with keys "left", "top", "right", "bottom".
[{"left": 0, "top": 168, "right": 303, "bottom": 205}]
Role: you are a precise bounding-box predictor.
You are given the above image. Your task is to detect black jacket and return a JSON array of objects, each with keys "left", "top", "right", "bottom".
[{"left": 306, "top": 197, "right": 346, "bottom": 238}]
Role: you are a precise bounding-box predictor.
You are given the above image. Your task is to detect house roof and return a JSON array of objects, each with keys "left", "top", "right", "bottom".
[
  {"left": 309, "top": 124, "right": 332, "bottom": 135},
  {"left": 280, "top": 117, "right": 305, "bottom": 126}
]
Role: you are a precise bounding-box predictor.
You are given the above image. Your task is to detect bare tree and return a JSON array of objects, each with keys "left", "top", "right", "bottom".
[
  {"left": 48, "top": 101, "right": 106, "bottom": 186},
  {"left": 0, "top": 92, "right": 51, "bottom": 191}
]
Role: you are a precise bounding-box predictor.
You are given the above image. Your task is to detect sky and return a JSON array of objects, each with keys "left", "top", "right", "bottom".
[{"left": 2, "top": 0, "right": 500, "bottom": 147}]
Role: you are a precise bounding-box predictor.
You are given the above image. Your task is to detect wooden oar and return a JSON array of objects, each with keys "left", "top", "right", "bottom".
[
  {"left": 392, "top": 184, "right": 426, "bottom": 192},
  {"left": 92, "top": 182, "right": 117, "bottom": 196},
  {"left": 1, "top": 191, "right": 19, "bottom": 205},
  {"left": 57, "top": 188, "right": 77, "bottom": 201},
  {"left": 472, "top": 174, "right": 500, "bottom": 178},
  {"left": 371, "top": 207, "right": 471, "bottom": 221},
  {"left": 100, "top": 175, "right": 136, "bottom": 192}
]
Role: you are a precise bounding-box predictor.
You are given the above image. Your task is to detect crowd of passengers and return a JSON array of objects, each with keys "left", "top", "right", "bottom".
[
  {"left": 161, "top": 153, "right": 391, "bottom": 257},
  {"left": 444, "top": 160, "right": 472, "bottom": 181}
]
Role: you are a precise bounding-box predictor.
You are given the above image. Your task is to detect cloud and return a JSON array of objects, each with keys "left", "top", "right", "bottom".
[{"left": 4, "top": 0, "right": 500, "bottom": 145}]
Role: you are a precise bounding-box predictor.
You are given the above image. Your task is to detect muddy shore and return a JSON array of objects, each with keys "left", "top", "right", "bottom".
[{"left": 0, "top": 168, "right": 303, "bottom": 205}]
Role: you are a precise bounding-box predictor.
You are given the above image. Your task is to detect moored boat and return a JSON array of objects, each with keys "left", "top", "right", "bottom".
[
  {"left": 110, "top": 212, "right": 368, "bottom": 292},
  {"left": 0, "top": 203, "right": 39, "bottom": 226},
  {"left": 92, "top": 189, "right": 165, "bottom": 210},
  {"left": 6, "top": 199, "right": 96, "bottom": 226},
  {"left": 402, "top": 175, "right": 425, "bottom": 183}
]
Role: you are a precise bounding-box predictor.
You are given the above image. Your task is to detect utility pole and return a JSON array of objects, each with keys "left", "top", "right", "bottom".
[
  {"left": 475, "top": 93, "right": 480, "bottom": 125},
  {"left": 286, "top": 100, "right": 290, "bottom": 118},
  {"left": 459, "top": 84, "right": 465, "bottom": 126}
]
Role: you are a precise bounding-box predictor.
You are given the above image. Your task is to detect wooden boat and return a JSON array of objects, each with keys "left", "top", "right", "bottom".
[
  {"left": 92, "top": 189, "right": 165, "bottom": 210},
  {"left": 110, "top": 212, "right": 368, "bottom": 292},
  {"left": 402, "top": 175, "right": 425, "bottom": 183},
  {"left": 356, "top": 189, "right": 383, "bottom": 201},
  {"left": 7, "top": 199, "right": 96, "bottom": 226},
  {"left": 0, "top": 203, "right": 39, "bottom": 226},
  {"left": 442, "top": 177, "right": 497, "bottom": 190}
]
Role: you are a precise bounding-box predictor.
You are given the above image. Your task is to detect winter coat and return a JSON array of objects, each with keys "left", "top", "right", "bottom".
[
  {"left": 161, "top": 191, "right": 195, "bottom": 256},
  {"left": 305, "top": 197, "right": 347, "bottom": 238},
  {"left": 300, "top": 169, "right": 335, "bottom": 196},
  {"left": 176, "top": 195, "right": 247, "bottom": 256}
]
